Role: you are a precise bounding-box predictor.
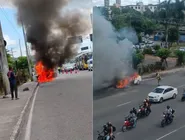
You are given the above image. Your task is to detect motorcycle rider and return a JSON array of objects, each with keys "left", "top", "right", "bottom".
[
  {"left": 165, "top": 105, "right": 174, "bottom": 122},
  {"left": 102, "top": 124, "right": 108, "bottom": 137},
  {"left": 106, "top": 122, "right": 115, "bottom": 140},
  {"left": 143, "top": 99, "right": 151, "bottom": 113},
  {"left": 132, "top": 107, "right": 137, "bottom": 115},
  {"left": 128, "top": 110, "right": 137, "bottom": 127}
]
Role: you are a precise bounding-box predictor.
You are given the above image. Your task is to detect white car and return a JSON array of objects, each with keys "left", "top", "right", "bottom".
[
  {"left": 148, "top": 86, "right": 178, "bottom": 103},
  {"left": 63, "top": 63, "right": 76, "bottom": 71},
  {"left": 179, "top": 47, "right": 185, "bottom": 52}
]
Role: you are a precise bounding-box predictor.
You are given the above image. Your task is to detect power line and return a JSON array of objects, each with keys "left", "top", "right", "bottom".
[{"left": 0, "top": 6, "right": 21, "bottom": 37}]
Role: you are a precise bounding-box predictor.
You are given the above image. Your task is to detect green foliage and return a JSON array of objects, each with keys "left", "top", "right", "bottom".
[
  {"left": 143, "top": 48, "right": 154, "bottom": 55},
  {"left": 111, "top": 7, "right": 158, "bottom": 34},
  {"left": 153, "top": 45, "right": 161, "bottom": 51},
  {"left": 175, "top": 50, "right": 185, "bottom": 66},
  {"left": 132, "top": 50, "right": 144, "bottom": 69},
  {"left": 16, "top": 56, "right": 29, "bottom": 70},
  {"left": 156, "top": 48, "right": 171, "bottom": 60},
  {"left": 137, "top": 34, "right": 142, "bottom": 43},
  {"left": 168, "top": 27, "right": 179, "bottom": 42},
  {"left": 6, "top": 51, "right": 14, "bottom": 68}
]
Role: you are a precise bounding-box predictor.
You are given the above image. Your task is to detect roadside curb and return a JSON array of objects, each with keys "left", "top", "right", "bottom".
[
  {"left": 141, "top": 67, "right": 185, "bottom": 80},
  {"left": 10, "top": 82, "right": 39, "bottom": 140}
]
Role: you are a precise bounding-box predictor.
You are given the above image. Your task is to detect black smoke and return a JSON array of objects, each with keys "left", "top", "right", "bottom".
[{"left": 14, "top": 0, "right": 90, "bottom": 69}]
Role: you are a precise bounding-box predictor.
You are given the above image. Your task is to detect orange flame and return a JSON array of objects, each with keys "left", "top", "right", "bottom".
[
  {"left": 116, "top": 72, "right": 139, "bottom": 89},
  {"left": 35, "top": 61, "right": 54, "bottom": 83}
]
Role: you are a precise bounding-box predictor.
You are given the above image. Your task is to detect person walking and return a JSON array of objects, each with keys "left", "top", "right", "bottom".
[
  {"left": 156, "top": 72, "right": 161, "bottom": 86},
  {"left": 7, "top": 67, "right": 18, "bottom": 100}
]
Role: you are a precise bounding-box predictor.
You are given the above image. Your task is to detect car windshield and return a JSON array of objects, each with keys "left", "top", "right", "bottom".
[{"left": 153, "top": 88, "right": 164, "bottom": 93}]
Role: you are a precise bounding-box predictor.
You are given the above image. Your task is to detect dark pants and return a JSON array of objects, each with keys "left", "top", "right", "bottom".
[{"left": 10, "top": 83, "right": 18, "bottom": 99}]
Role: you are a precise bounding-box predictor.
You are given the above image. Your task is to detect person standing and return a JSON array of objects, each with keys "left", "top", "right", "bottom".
[
  {"left": 156, "top": 72, "right": 161, "bottom": 86},
  {"left": 7, "top": 67, "right": 18, "bottom": 100}
]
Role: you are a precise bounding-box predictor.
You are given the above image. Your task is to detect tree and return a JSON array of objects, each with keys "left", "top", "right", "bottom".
[
  {"left": 16, "top": 56, "right": 29, "bottom": 70},
  {"left": 168, "top": 27, "right": 179, "bottom": 45},
  {"left": 156, "top": 48, "right": 171, "bottom": 69},
  {"left": 6, "top": 50, "right": 14, "bottom": 68},
  {"left": 175, "top": 50, "right": 185, "bottom": 66},
  {"left": 132, "top": 50, "right": 144, "bottom": 69}
]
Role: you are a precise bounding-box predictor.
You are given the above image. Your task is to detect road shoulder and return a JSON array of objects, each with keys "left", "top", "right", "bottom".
[{"left": 0, "top": 82, "right": 38, "bottom": 140}]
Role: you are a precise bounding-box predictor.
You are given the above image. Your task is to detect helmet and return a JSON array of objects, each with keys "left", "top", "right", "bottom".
[
  {"left": 107, "top": 122, "right": 112, "bottom": 126},
  {"left": 167, "top": 105, "right": 170, "bottom": 109},
  {"left": 103, "top": 125, "right": 107, "bottom": 129}
]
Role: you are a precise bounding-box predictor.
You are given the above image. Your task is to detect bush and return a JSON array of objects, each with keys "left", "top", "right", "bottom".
[
  {"left": 138, "top": 61, "right": 164, "bottom": 74},
  {"left": 156, "top": 48, "right": 171, "bottom": 60},
  {"left": 143, "top": 48, "right": 154, "bottom": 55},
  {"left": 132, "top": 51, "right": 144, "bottom": 69},
  {"left": 153, "top": 45, "right": 160, "bottom": 51},
  {"left": 16, "top": 69, "right": 30, "bottom": 85},
  {"left": 175, "top": 50, "right": 185, "bottom": 66}
]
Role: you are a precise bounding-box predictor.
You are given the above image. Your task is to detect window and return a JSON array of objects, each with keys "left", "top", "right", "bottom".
[
  {"left": 168, "top": 88, "right": 174, "bottom": 92},
  {"left": 138, "top": 6, "right": 140, "bottom": 9},
  {"left": 135, "top": 7, "right": 137, "bottom": 9},
  {"left": 81, "top": 46, "right": 89, "bottom": 51},
  {"left": 153, "top": 88, "right": 164, "bottom": 93}
]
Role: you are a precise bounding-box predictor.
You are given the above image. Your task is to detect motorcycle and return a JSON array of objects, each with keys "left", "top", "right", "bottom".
[
  {"left": 137, "top": 105, "right": 150, "bottom": 119},
  {"left": 122, "top": 116, "right": 135, "bottom": 132},
  {"left": 161, "top": 112, "right": 174, "bottom": 127},
  {"left": 97, "top": 131, "right": 115, "bottom": 140},
  {"left": 181, "top": 93, "right": 185, "bottom": 101}
]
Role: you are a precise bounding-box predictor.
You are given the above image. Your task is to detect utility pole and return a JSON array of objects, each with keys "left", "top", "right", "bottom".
[
  {"left": 19, "top": 39, "right": 22, "bottom": 57},
  {"left": 0, "top": 22, "right": 10, "bottom": 97},
  {"left": 11, "top": 48, "right": 14, "bottom": 59},
  {"left": 21, "top": 19, "right": 32, "bottom": 80}
]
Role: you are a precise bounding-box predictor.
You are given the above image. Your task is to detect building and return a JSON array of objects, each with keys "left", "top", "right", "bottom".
[
  {"left": 77, "top": 36, "right": 93, "bottom": 54},
  {"left": 104, "top": 0, "right": 110, "bottom": 8},
  {"left": 122, "top": 2, "right": 158, "bottom": 13},
  {"left": 116, "top": 0, "right": 121, "bottom": 6}
]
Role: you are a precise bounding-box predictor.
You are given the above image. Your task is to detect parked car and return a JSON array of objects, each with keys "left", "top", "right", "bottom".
[
  {"left": 63, "top": 63, "right": 76, "bottom": 71},
  {"left": 179, "top": 47, "right": 185, "bottom": 52}
]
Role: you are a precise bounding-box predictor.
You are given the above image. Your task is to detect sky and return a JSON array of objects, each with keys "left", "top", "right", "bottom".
[{"left": 0, "top": 0, "right": 161, "bottom": 58}]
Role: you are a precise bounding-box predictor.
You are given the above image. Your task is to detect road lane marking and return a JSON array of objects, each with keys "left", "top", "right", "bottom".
[
  {"left": 156, "top": 124, "right": 185, "bottom": 140},
  {"left": 116, "top": 132, "right": 122, "bottom": 135},
  {"left": 117, "top": 101, "right": 131, "bottom": 107},
  {"left": 24, "top": 86, "right": 39, "bottom": 140}
]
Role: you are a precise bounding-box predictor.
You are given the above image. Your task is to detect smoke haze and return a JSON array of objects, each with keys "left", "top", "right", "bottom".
[
  {"left": 13, "top": 0, "right": 91, "bottom": 69},
  {"left": 93, "top": 7, "right": 138, "bottom": 91}
]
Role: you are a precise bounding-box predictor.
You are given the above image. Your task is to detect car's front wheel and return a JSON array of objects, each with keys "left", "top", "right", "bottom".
[
  {"left": 159, "top": 98, "right": 163, "bottom": 103},
  {"left": 172, "top": 94, "right": 177, "bottom": 99}
]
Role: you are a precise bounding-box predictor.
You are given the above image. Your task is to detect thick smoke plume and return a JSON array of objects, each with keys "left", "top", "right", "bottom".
[
  {"left": 93, "top": 7, "right": 138, "bottom": 91},
  {"left": 13, "top": 0, "right": 90, "bottom": 69}
]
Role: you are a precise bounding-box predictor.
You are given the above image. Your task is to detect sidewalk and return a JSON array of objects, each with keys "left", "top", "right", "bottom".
[
  {"left": 142, "top": 67, "right": 185, "bottom": 79},
  {"left": 0, "top": 82, "right": 38, "bottom": 140}
]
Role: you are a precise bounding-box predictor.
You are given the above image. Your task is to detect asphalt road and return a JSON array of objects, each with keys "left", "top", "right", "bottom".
[
  {"left": 19, "top": 71, "right": 92, "bottom": 140},
  {"left": 93, "top": 71, "right": 185, "bottom": 140}
]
